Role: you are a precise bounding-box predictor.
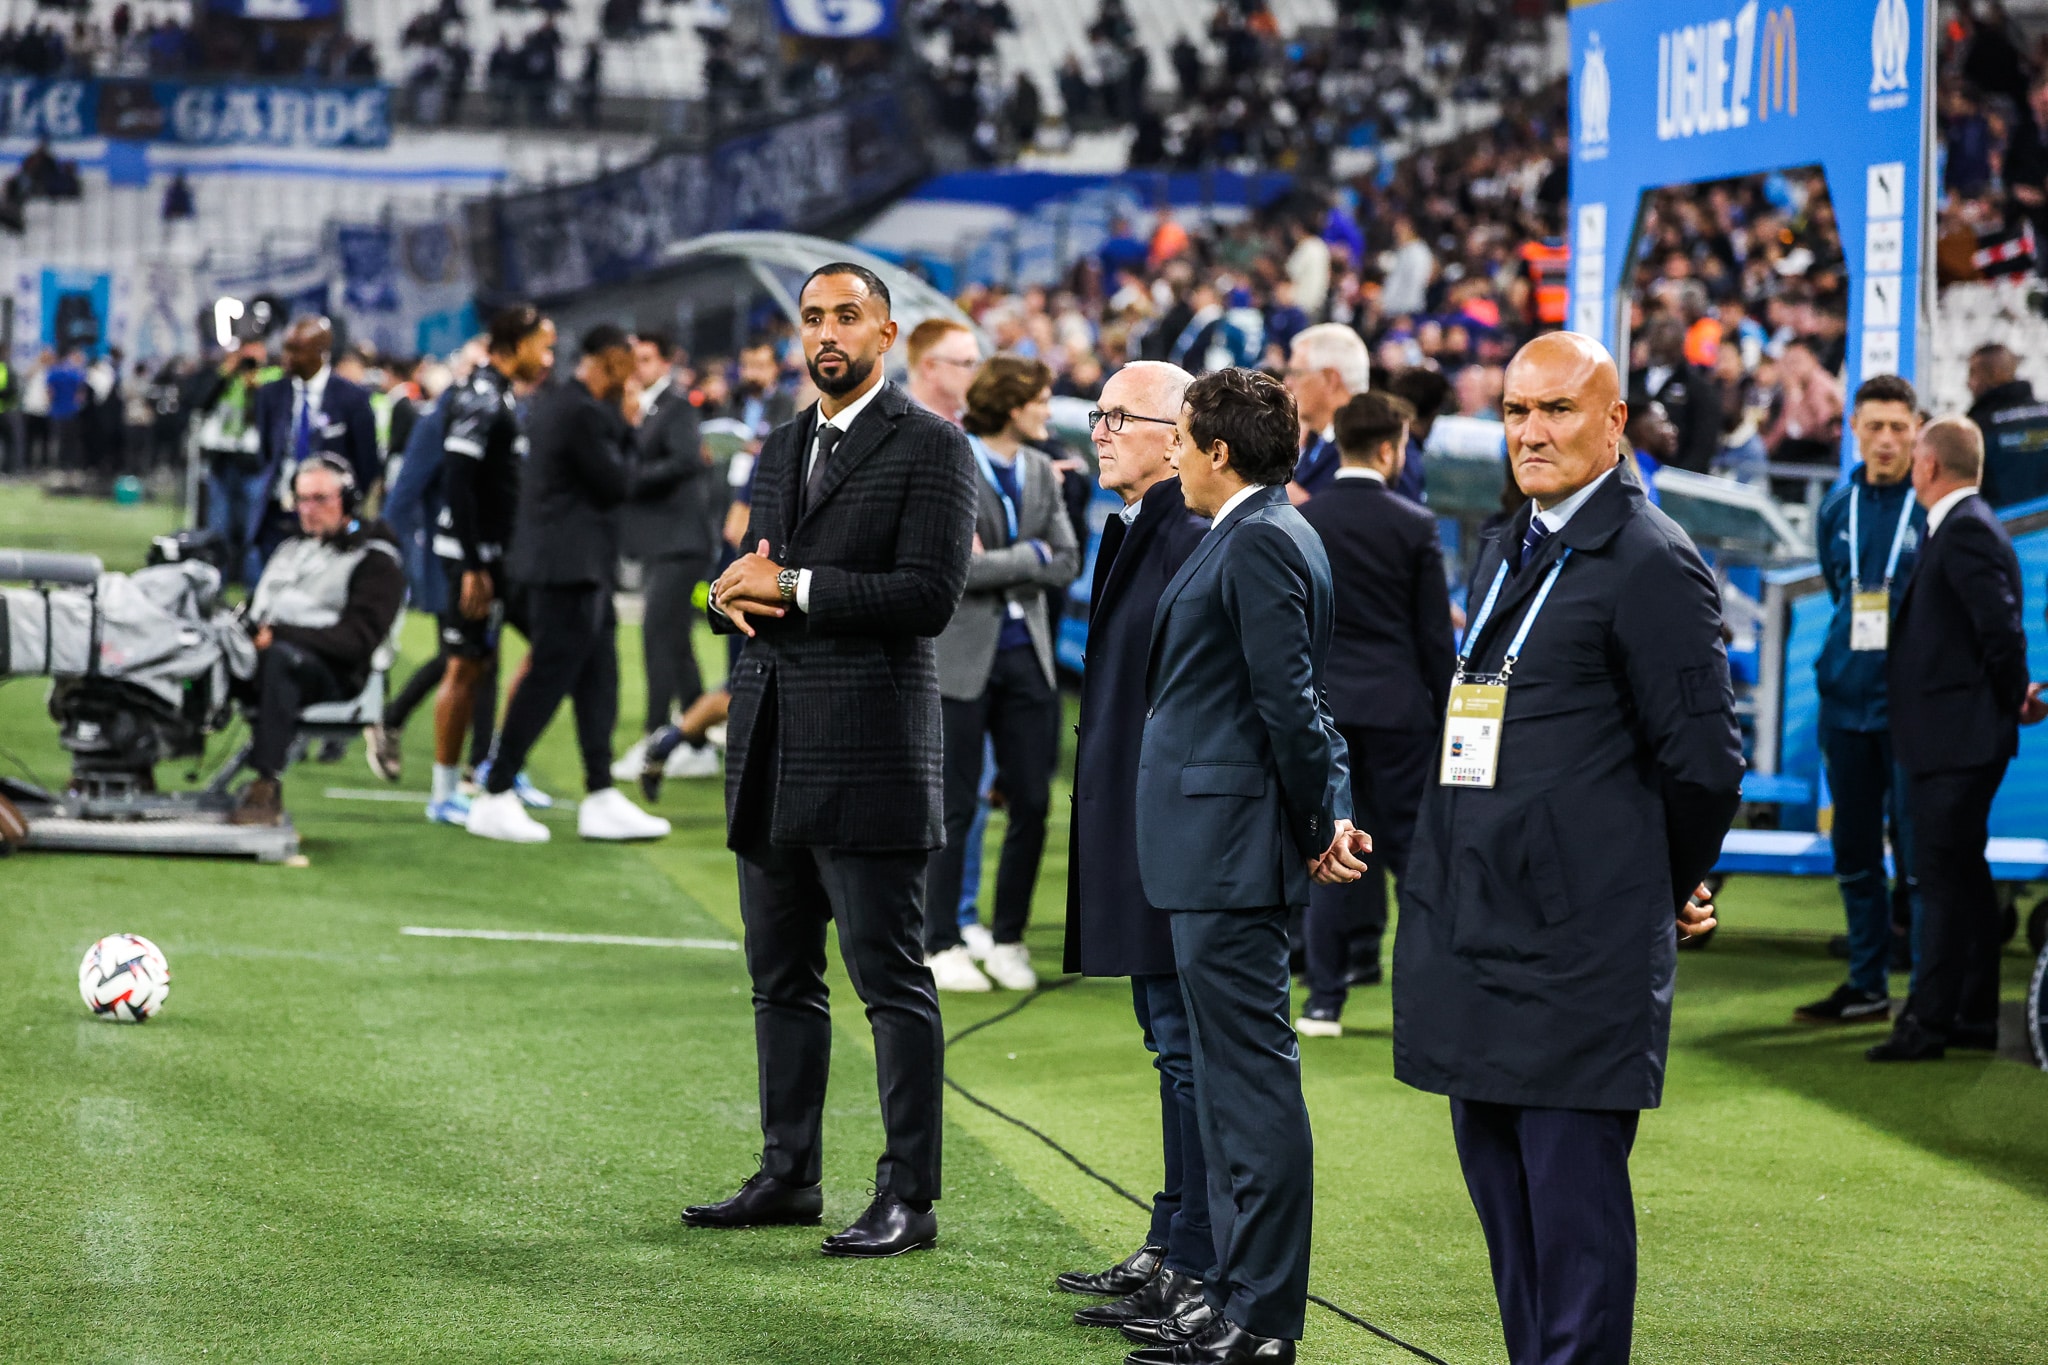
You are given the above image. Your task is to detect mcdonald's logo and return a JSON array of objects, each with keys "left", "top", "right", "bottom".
[{"left": 1759, "top": 5, "right": 1798, "bottom": 120}]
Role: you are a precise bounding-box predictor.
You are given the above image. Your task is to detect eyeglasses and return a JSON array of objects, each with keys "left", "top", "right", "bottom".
[{"left": 1089, "top": 409, "right": 1178, "bottom": 434}]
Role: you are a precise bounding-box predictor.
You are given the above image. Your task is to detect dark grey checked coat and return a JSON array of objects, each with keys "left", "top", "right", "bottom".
[{"left": 710, "top": 380, "right": 977, "bottom": 851}]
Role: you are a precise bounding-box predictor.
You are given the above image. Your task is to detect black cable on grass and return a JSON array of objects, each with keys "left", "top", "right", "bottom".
[{"left": 943, "top": 974, "right": 1452, "bottom": 1365}]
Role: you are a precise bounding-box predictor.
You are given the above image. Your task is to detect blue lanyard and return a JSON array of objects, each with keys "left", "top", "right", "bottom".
[
  {"left": 1456, "top": 548, "right": 1574, "bottom": 683},
  {"left": 1847, "top": 484, "right": 1914, "bottom": 592},
  {"left": 968, "top": 435, "right": 1020, "bottom": 542}
]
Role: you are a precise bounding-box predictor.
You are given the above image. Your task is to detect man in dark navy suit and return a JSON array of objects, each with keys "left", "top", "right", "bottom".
[
  {"left": 1055, "top": 361, "right": 1214, "bottom": 1334},
  {"left": 250, "top": 317, "right": 380, "bottom": 570},
  {"left": 1873, "top": 415, "right": 2045, "bottom": 1060},
  {"left": 1395, "top": 333, "right": 1743, "bottom": 1365},
  {"left": 1295, "top": 391, "right": 1456, "bottom": 1034},
  {"left": 1128, "top": 367, "right": 1365, "bottom": 1365}
]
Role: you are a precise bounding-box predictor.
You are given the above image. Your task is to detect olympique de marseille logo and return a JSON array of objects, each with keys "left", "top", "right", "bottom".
[
  {"left": 1580, "top": 33, "right": 1611, "bottom": 160},
  {"left": 1870, "top": 0, "right": 1911, "bottom": 110}
]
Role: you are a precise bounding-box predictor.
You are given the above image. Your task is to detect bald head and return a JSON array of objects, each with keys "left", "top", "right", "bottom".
[
  {"left": 282, "top": 316, "right": 334, "bottom": 381},
  {"left": 1094, "top": 361, "right": 1193, "bottom": 503},
  {"left": 1501, "top": 332, "right": 1627, "bottom": 509}
]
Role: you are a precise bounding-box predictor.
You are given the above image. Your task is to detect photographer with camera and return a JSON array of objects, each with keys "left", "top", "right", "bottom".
[
  {"left": 191, "top": 338, "right": 279, "bottom": 587},
  {"left": 229, "top": 457, "right": 406, "bottom": 827}
]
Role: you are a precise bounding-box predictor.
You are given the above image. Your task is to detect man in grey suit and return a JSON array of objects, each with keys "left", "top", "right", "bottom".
[
  {"left": 1129, "top": 367, "right": 1366, "bottom": 1365},
  {"left": 924, "top": 355, "right": 1080, "bottom": 993}
]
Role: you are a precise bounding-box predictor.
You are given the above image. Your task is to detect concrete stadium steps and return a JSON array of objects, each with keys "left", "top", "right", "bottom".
[
  {"left": 352, "top": 0, "right": 710, "bottom": 101},
  {"left": 983, "top": 0, "right": 1336, "bottom": 117},
  {"left": 0, "top": 128, "right": 650, "bottom": 273},
  {"left": 0, "top": 0, "right": 711, "bottom": 102}
]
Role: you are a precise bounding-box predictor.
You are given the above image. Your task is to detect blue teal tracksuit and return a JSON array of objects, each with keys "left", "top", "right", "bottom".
[{"left": 1813, "top": 466, "right": 1927, "bottom": 995}]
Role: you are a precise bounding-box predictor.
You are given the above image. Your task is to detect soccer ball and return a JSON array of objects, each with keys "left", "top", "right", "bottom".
[{"left": 78, "top": 934, "right": 171, "bottom": 1023}]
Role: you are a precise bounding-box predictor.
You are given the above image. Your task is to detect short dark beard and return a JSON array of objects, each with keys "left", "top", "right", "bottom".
[{"left": 807, "top": 348, "right": 876, "bottom": 398}]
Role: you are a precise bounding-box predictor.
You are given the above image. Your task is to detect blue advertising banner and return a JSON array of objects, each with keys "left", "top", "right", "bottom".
[
  {"left": 0, "top": 77, "right": 389, "bottom": 148},
  {"left": 40, "top": 267, "right": 112, "bottom": 356},
  {"left": 1568, "top": 0, "right": 1932, "bottom": 467},
  {"left": 771, "top": 0, "right": 897, "bottom": 40}
]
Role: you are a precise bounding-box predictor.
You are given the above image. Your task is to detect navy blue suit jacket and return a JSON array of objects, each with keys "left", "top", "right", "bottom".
[
  {"left": 1063, "top": 476, "right": 1209, "bottom": 976},
  {"left": 1888, "top": 493, "right": 2028, "bottom": 774},
  {"left": 253, "top": 373, "right": 381, "bottom": 530},
  {"left": 1136, "top": 484, "right": 1351, "bottom": 911}
]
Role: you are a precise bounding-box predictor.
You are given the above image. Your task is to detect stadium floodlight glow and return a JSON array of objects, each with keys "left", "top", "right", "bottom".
[{"left": 213, "top": 297, "right": 245, "bottom": 349}]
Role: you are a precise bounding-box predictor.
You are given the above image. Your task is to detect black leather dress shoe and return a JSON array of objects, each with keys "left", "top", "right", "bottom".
[
  {"left": 1057, "top": 1243, "right": 1165, "bottom": 1296},
  {"left": 1950, "top": 1022, "right": 1999, "bottom": 1051},
  {"left": 1074, "top": 1267, "right": 1200, "bottom": 1328},
  {"left": 1125, "top": 1316, "right": 1296, "bottom": 1364},
  {"left": 1867, "top": 1014, "right": 1947, "bottom": 1062},
  {"left": 681, "top": 1173, "right": 823, "bottom": 1228},
  {"left": 820, "top": 1192, "right": 937, "bottom": 1258},
  {"left": 1119, "top": 1284, "right": 1216, "bottom": 1346}
]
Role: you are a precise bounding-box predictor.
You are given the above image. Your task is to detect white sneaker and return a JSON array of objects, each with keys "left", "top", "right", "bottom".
[
  {"left": 466, "top": 789, "right": 551, "bottom": 843},
  {"left": 611, "top": 736, "right": 651, "bottom": 783},
  {"left": 982, "top": 941, "right": 1039, "bottom": 991},
  {"left": 663, "top": 741, "right": 722, "bottom": 778},
  {"left": 925, "top": 944, "right": 992, "bottom": 992},
  {"left": 704, "top": 723, "right": 727, "bottom": 749},
  {"left": 1295, "top": 1014, "right": 1344, "bottom": 1039},
  {"left": 960, "top": 921, "right": 996, "bottom": 961},
  {"left": 577, "top": 786, "right": 672, "bottom": 841}
]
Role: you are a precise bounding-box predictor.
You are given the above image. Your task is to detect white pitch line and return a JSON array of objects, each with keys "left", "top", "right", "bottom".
[
  {"left": 324, "top": 788, "right": 434, "bottom": 803},
  {"left": 401, "top": 926, "right": 740, "bottom": 951}
]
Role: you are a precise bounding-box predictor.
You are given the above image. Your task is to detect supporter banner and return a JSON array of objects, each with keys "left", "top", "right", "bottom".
[
  {"left": 771, "top": 0, "right": 898, "bottom": 40},
  {"left": 0, "top": 77, "right": 390, "bottom": 148},
  {"left": 475, "top": 90, "right": 924, "bottom": 298},
  {"left": 206, "top": 0, "right": 344, "bottom": 18},
  {"left": 329, "top": 215, "right": 478, "bottom": 357},
  {"left": 1568, "top": 0, "right": 1933, "bottom": 465}
]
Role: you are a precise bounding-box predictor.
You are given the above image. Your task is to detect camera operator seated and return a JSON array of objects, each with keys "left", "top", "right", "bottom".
[{"left": 230, "top": 456, "right": 406, "bottom": 826}]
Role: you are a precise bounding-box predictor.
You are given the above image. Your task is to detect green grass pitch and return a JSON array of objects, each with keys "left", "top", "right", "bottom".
[{"left": 2, "top": 483, "right": 2045, "bottom": 1362}]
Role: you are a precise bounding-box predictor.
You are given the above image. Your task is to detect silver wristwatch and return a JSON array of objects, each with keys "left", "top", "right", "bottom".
[{"left": 777, "top": 567, "right": 800, "bottom": 602}]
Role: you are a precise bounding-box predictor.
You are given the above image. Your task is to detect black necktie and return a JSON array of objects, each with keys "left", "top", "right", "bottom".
[
  {"left": 804, "top": 424, "right": 842, "bottom": 516},
  {"left": 1516, "top": 516, "right": 1550, "bottom": 574}
]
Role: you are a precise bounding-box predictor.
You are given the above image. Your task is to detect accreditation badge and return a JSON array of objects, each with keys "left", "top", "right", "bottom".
[
  {"left": 1850, "top": 590, "right": 1890, "bottom": 652},
  {"left": 1440, "top": 680, "right": 1508, "bottom": 789}
]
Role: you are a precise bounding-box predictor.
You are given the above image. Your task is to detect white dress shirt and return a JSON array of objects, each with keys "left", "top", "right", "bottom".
[
  {"left": 1334, "top": 467, "right": 1386, "bottom": 484},
  {"left": 640, "top": 374, "right": 672, "bottom": 416},
  {"left": 1118, "top": 496, "right": 1146, "bottom": 526},
  {"left": 1210, "top": 482, "right": 1265, "bottom": 528},
  {"left": 278, "top": 364, "right": 332, "bottom": 502},
  {"left": 794, "top": 378, "right": 887, "bottom": 611},
  {"left": 1925, "top": 484, "right": 1979, "bottom": 536},
  {"left": 1533, "top": 464, "right": 1617, "bottom": 534}
]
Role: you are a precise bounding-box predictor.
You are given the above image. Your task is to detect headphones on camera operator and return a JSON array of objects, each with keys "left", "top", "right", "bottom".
[{"left": 295, "top": 453, "right": 361, "bottom": 522}]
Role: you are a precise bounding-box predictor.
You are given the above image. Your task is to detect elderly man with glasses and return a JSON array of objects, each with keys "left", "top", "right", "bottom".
[{"left": 1052, "top": 361, "right": 1229, "bottom": 1346}]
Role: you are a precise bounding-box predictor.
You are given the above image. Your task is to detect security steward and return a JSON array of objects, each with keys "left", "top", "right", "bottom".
[
  {"left": 1963, "top": 342, "right": 2048, "bottom": 508},
  {"left": 1394, "top": 333, "right": 1743, "bottom": 1365},
  {"left": 1794, "top": 375, "right": 1925, "bottom": 1026},
  {"left": 231, "top": 456, "right": 405, "bottom": 825}
]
